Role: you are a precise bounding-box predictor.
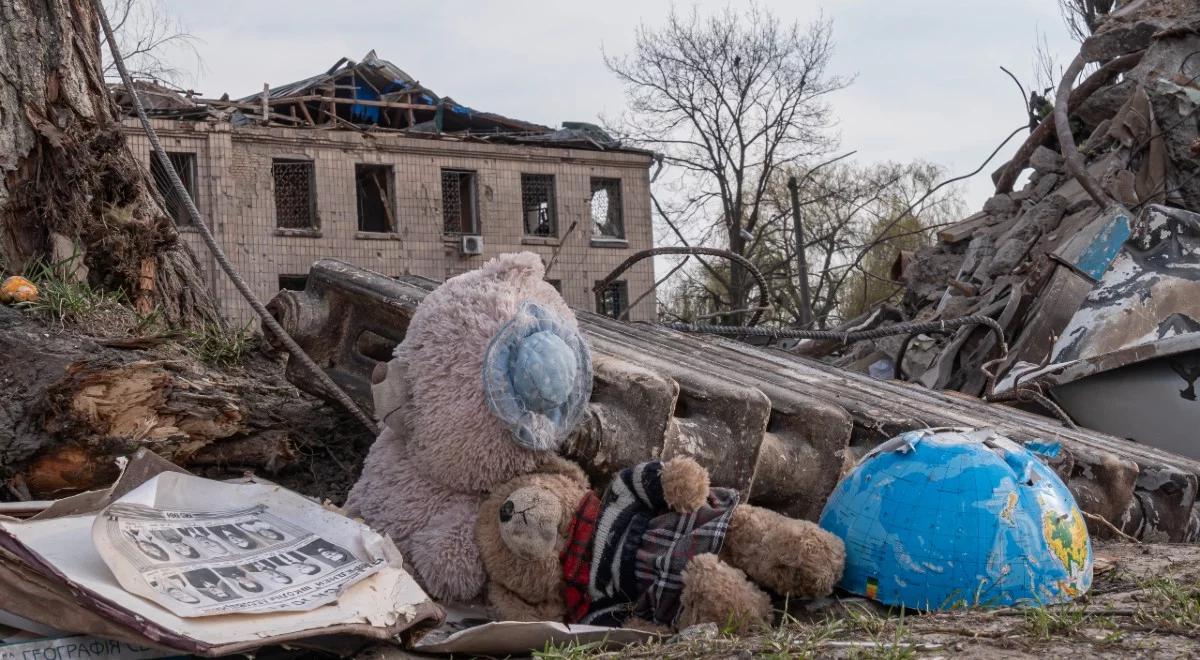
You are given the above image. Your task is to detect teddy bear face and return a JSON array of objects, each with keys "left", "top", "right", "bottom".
[
  {"left": 498, "top": 486, "right": 563, "bottom": 560},
  {"left": 393, "top": 253, "right": 587, "bottom": 493},
  {"left": 476, "top": 457, "right": 590, "bottom": 608}
]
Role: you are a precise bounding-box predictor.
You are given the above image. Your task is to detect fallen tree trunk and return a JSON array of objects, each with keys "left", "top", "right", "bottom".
[
  {"left": 0, "top": 305, "right": 369, "bottom": 502},
  {"left": 0, "top": 0, "right": 218, "bottom": 326}
]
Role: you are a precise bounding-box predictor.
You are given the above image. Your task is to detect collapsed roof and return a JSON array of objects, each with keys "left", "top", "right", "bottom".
[{"left": 110, "top": 50, "right": 631, "bottom": 153}]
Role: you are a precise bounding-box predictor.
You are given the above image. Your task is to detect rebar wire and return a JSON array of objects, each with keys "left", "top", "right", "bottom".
[
  {"left": 97, "top": 0, "right": 379, "bottom": 435},
  {"left": 596, "top": 247, "right": 772, "bottom": 326},
  {"left": 667, "top": 314, "right": 1007, "bottom": 354}
]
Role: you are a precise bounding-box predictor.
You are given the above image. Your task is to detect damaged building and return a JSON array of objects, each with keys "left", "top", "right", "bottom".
[{"left": 112, "top": 51, "right": 656, "bottom": 323}]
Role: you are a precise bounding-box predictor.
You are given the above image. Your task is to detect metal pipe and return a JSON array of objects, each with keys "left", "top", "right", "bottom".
[{"left": 1055, "top": 54, "right": 1113, "bottom": 208}]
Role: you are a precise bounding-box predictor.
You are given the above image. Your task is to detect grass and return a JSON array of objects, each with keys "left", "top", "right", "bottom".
[
  {"left": 1023, "top": 603, "right": 1092, "bottom": 640},
  {"left": 18, "top": 258, "right": 130, "bottom": 329},
  {"left": 534, "top": 639, "right": 610, "bottom": 660},
  {"left": 1135, "top": 576, "right": 1200, "bottom": 632},
  {"left": 183, "top": 321, "right": 258, "bottom": 368},
  {"left": 12, "top": 256, "right": 258, "bottom": 368},
  {"left": 841, "top": 606, "right": 917, "bottom": 660}
]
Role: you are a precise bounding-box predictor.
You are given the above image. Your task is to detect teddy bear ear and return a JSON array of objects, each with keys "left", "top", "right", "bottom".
[
  {"left": 371, "top": 354, "right": 410, "bottom": 428},
  {"left": 479, "top": 251, "right": 546, "bottom": 282}
]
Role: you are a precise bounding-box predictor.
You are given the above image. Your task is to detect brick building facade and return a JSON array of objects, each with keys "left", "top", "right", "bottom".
[{"left": 116, "top": 54, "right": 656, "bottom": 324}]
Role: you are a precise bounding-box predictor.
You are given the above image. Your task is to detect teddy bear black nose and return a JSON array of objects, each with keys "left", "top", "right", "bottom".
[{"left": 499, "top": 500, "right": 514, "bottom": 523}]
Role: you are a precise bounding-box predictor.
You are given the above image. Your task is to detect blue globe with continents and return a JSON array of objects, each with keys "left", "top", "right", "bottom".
[{"left": 819, "top": 428, "right": 1092, "bottom": 610}]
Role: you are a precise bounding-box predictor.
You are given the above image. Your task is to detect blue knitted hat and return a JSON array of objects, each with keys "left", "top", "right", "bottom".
[{"left": 483, "top": 301, "right": 593, "bottom": 451}]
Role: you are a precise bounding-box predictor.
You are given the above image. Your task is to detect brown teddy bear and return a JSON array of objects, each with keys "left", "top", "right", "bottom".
[{"left": 476, "top": 455, "right": 846, "bottom": 631}]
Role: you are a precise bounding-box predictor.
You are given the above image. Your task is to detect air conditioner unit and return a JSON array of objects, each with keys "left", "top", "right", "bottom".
[{"left": 460, "top": 234, "right": 484, "bottom": 256}]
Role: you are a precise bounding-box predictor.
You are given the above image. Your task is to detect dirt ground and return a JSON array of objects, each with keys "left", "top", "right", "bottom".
[{"left": 553, "top": 542, "right": 1200, "bottom": 659}]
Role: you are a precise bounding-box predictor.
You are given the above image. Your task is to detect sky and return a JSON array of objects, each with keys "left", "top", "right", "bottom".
[{"left": 161, "top": 0, "right": 1079, "bottom": 211}]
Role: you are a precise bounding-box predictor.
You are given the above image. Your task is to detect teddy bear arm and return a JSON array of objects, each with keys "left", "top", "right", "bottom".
[
  {"left": 719, "top": 505, "right": 845, "bottom": 599},
  {"left": 677, "top": 554, "right": 771, "bottom": 634},
  {"left": 408, "top": 501, "right": 487, "bottom": 602},
  {"left": 488, "top": 582, "right": 566, "bottom": 622}
]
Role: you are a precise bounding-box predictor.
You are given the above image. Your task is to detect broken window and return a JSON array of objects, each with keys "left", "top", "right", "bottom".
[
  {"left": 278, "top": 274, "right": 308, "bottom": 291},
  {"left": 355, "top": 164, "right": 394, "bottom": 233},
  {"left": 521, "top": 174, "right": 557, "bottom": 237},
  {"left": 595, "top": 280, "right": 629, "bottom": 319},
  {"left": 273, "top": 159, "right": 316, "bottom": 229},
  {"left": 441, "top": 169, "right": 478, "bottom": 234},
  {"left": 151, "top": 152, "right": 198, "bottom": 226},
  {"left": 590, "top": 178, "right": 624, "bottom": 239}
]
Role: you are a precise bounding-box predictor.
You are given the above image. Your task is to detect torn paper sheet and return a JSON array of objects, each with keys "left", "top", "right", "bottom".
[
  {"left": 0, "top": 452, "right": 443, "bottom": 656},
  {"left": 91, "top": 472, "right": 391, "bottom": 617}
]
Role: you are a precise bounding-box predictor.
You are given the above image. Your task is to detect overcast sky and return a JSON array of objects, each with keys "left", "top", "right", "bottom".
[{"left": 165, "top": 0, "right": 1078, "bottom": 209}]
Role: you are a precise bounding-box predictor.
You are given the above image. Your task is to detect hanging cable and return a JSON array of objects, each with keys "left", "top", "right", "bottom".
[
  {"left": 96, "top": 0, "right": 379, "bottom": 435},
  {"left": 666, "top": 314, "right": 1007, "bottom": 354}
]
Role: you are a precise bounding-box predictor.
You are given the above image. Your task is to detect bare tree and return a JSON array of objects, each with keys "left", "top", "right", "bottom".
[
  {"left": 1059, "top": 0, "right": 1119, "bottom": 42},
  {"left": 101, "top": 0, "right": 200, "bottom": 85},
  {"left": 659, "top": 161, "right": 964, "bottom": 328},
  {"left": 606, "top": 4, "right": 848, "bottom": 324}
]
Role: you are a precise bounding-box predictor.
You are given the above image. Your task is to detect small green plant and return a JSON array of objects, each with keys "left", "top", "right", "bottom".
[
  {"left": 534, "top": 638, "right": 608, "bottom": 660},
  {"left": 1136, "top": 576, "right": 1200, "bottom": 630},
  {"left": 184, "top": 321, "right": 257, "bottom": 367},
  {"left": 20, "top": 257, "right": 129, "bottom": 329},
  {"left": 850, "top": 608, "right": 916, "bottom": 660},
  {"left": 1023, "top": 603, "right": 1090, "bottom": 640}
]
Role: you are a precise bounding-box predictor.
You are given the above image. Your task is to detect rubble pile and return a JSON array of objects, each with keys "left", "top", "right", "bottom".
[{"left": 838, "top": 0, "right": 1200, "bottom": 401}]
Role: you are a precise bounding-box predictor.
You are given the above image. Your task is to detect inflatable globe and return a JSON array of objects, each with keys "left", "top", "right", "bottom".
[{"left": 819, "top": 428, "right": 1091, "bottom": 610}]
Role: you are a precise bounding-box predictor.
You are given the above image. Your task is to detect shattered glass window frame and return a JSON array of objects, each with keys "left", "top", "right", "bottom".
[
  {"left": 590, "top": 178, "right": 625, "bottom": 240},
  {"left": 355, "top": 163, "right": 395, "bottom": 233},
  {"left": 272, "top": 159, "right": 317, "bottom": 229},
  {"left": 441, "top": 169, "right": 479, "bottom": 235},
  {"left": 152, "top": 151, "right": 198, "bottom": 227},
  {"left": 521, "top": 173, "right": 557, "bottom": 237},
  {"left": 595, "top": 280, "right": 629, "bottom": 319}
]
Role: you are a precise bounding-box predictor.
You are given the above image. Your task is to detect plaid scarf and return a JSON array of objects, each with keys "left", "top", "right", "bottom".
[
  {"left": 561, "top": 460, "right": 740, "bottom": 627},
  {"left": 631, "top": 487, "right": 739, "bottom": 625},
  {"left": 561, "top": 490, "right": 601, "bottom": 624}
]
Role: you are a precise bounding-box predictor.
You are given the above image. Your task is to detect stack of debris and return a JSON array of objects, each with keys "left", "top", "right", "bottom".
[{"left": 839, "top": 1, "right": 1200, "bottom": 443}]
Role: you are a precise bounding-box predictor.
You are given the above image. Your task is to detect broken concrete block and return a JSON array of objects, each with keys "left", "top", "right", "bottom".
[
  {"left": 1077, "top": 79, "right": 1136, "bottom": 130},
  {"left": 1032, "top": 173, "right": 1061, "bottom": 200},
  {"left": 1029, "top": 146, "right": 1064, "bottom": 174},
  {"left": 982, "top": 193, "right": 1016, "bottom": 216},
  {"left": 986, "top": 196, "right": 1067, "bottom": 279},
  {"left": 1082, "top": 20, "right": 1161, "bottom": 62},
  {"left": 1082, "top": 118, "right": 1114, "bottom": 153},
  {"left": 564, "top": 356, "right": 676, "bottom": 485}
]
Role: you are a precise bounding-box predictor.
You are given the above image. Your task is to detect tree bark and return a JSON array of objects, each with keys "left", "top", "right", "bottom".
[
  {"left": 0, "top": 0, "right": 218, "bottom": 326},
  {"left": 0, "top": 304, "right": 371, "bottom": 503}
]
